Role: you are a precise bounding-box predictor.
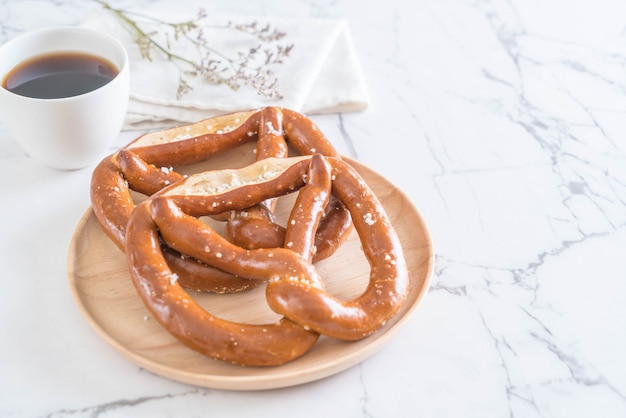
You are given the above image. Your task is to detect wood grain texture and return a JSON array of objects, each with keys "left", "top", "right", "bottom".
[{"left": 67, "top": 154, "right": 434, "bottom": 390}]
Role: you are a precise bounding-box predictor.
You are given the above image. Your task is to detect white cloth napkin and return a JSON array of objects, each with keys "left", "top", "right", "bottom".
[{"left": 82, "top": 10, "right": 369, "bottom": 130}]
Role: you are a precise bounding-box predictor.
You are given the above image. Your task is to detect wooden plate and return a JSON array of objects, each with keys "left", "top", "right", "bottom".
[{"left": 67, "top": 151, "right": 434, "bottom": 391}]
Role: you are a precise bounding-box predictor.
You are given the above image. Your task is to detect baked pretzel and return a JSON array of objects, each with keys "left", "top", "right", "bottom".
[
  {"left": 124, "top": 155, "right": 408, "bottom": 366},
  {"left": 91, "top": 107, "right": 352, "bottom": 293}
]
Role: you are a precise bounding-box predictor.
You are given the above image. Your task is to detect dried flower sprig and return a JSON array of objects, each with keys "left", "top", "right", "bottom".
[{"left": 94, "top": 0, "right": 294, "bottom": 100}]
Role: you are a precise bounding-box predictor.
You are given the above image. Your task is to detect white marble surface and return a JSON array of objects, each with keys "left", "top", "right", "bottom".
[{"left": 1, "top": 0, "right": 626, "bottom": 417}]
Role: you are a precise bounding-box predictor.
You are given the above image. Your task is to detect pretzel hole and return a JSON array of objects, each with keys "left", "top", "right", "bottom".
[
  {"left": 176, "top": 141, "right": 259, "bottom": 176},
  {"left": 186, "top": 286, "right": 282, "bottom": 325},
  {"left": 177, "top": 181, "right": 369, "bottom": 320}
]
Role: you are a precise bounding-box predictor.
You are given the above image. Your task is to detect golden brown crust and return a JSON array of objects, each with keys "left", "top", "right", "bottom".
[
  {"left": 125, "top": 201, "right": 319, "bottom": 366},
  {"left": 266, "top": 157, "right": 409, "bottom": 340},
  {"left": 90, "top": 107, "right": 352, "bottom": 293},
  {"left": 124, "top": 155, "right": 408, "bottom": 365}
]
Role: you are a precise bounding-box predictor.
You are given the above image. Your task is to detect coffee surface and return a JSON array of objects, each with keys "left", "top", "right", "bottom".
[{"left": 2, "top": 52, "right": 118, "bottom": 99}]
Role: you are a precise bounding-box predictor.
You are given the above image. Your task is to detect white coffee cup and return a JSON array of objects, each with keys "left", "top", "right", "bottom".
[{"left": 0, "top": 26, "right": 129, "bottom": 170}]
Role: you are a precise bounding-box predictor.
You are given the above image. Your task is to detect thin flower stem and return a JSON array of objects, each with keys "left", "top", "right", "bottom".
[{"left": 94, "top": 0, "right": 194, "bottom": 67}]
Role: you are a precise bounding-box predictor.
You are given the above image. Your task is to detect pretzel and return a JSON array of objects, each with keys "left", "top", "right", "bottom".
[
  {"left": 124, "top": 154, "right": 408, "bottom": 366},
  {"left": 90, "top": 107, "right": 352, "bottom": 293}
]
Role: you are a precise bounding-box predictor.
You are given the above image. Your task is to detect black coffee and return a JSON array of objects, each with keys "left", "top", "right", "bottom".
[{"left": 2, "top": 52, "right": 118, "bottom": 99}]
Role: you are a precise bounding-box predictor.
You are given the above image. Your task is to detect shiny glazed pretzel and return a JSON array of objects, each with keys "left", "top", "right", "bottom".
[
  {"left": 125, "top": 154, "right": 409, "bottom": 366},
  {"left": 91, "top": 107, "right": 352, "bottom": 293}
]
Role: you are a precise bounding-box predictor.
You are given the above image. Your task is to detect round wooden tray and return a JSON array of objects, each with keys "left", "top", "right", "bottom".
[{"left": 67, "top": 153, "right": 433, "bottom": 391}]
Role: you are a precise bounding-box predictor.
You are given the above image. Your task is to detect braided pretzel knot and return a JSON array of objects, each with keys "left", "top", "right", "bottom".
[
  {"left": 125, "top": 154, "right": 409, "bottom": 366},
  {"left": 90, "top": 107, "right": 352, "bottom": 293}
]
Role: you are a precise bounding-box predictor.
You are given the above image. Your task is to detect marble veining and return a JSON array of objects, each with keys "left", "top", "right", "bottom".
[{"left": 1, "top": 0, "right": 625, "bottom": 417}]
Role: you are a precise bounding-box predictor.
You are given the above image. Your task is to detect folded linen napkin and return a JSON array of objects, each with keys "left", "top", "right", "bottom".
[{"left": 82, "top": 10, "right": 369, "bottom": 130}]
